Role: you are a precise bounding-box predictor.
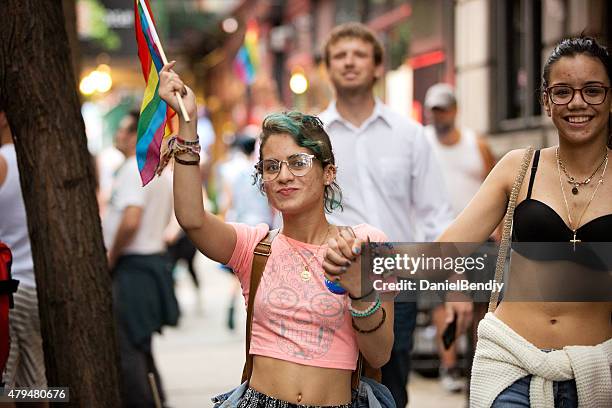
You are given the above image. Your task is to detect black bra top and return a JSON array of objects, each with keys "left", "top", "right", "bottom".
[
  {"left": 512, "top": 150, "right": 612, "bottom": 268},
  {"left": 512, "top": 150, "right": 612, "bottom": 242}
]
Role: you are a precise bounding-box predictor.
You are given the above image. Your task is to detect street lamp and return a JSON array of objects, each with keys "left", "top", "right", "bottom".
[
  {"left": 289, "top": 72, "right": 308, "bottom": 95},
  {"left": 79, "top": 64, "right": 113, "bottom": 96},
  {"left": 222, "top": 17, "right": 238, "bottom": 34}
]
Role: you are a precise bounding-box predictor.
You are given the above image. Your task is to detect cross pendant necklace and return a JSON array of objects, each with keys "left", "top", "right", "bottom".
[
  {"left": 569, "top": 230, "right": 581, "bottom": 251},
  {"left": 556, "top": 147, "right": 608, "bottom": 252}
]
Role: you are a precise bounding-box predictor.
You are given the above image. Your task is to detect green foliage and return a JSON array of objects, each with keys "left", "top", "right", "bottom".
[
  {"left": 389, "top": 23, "right": 411, "bottom": 71},
  {"left": 79, "top": 0, "right": 121, "bottom": 50}
]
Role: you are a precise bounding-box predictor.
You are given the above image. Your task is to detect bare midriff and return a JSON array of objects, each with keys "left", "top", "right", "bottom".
[
  {"left": 248, "top": 355, "right": 353, "bottom": 405},
  {"left": 495, "top": 301, "right": 611, "bottom": 349},
  {"left": 494, "top": 253, "right": 611, "bottom": 349}
]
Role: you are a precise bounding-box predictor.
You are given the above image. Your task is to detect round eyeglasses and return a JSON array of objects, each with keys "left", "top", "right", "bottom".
[
  {"left": 255, "top": 153, "right": 317, "bottom": 182},
  {"left": 546, "top": 85, "right": 611, "bottom": 105}
]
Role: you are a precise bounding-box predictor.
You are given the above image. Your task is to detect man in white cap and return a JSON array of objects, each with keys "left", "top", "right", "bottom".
[
  {"left": 424, "top": 83, "right": 496, "bottom": 393},
  {"left": 424, "top": 83, "right": 496, "bottom": 217}
]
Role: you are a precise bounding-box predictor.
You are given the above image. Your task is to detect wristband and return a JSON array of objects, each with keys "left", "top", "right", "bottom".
[
  {"left": 348, "top": 286, "right": 375, "bottom": 301},
  {"left": 175, "top": 156, "right": 199, "bottom": 165},
  {"left": 352, "top": 307, "right": 386, "bottom": 334}
]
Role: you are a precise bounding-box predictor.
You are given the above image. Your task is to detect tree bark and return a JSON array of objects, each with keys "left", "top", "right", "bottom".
[
  {"left": 0, "top": 1, "right": 121, "bottom": 407},
  {"left": 62, "top": 0, "right": 81, "bottom": 82}
]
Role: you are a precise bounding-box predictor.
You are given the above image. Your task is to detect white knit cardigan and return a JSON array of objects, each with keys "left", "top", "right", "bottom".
[{"left": 470, "top": 313, "right": 612, "bottom": 408}]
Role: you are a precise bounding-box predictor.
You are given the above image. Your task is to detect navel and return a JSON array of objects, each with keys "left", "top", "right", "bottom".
[{"left": 297, "top": 393, "right": 302, "bottom": 403}]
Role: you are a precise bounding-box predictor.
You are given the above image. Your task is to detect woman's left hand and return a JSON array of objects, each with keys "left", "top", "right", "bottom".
[{"left": 323, "top": 228, "right": 365, "bottom": 297}]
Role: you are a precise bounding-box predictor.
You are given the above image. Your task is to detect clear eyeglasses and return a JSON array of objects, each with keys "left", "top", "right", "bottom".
[
  {"left": 256, "top": 153, "right": 316, "bottom": 182},
  {"left": 547, "top": 85, "right": 611, "bottom": 105}
]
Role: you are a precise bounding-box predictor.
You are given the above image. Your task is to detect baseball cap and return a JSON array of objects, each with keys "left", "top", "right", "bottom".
[{"left": 424, "top": 83, "right": 457, "bottom": 110}]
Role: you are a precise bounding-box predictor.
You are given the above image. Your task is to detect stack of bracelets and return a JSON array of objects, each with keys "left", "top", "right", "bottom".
[
  {"left": 169, "top": 135, "right": 201, "bottom": 165},
  {"left": 348, "top": 289, "right": 386, "bottom": 334}
]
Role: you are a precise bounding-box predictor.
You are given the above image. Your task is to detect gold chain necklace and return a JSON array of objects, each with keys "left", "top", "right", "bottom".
[
  {"left": 556, "top": 147, "right": 608, "bottom": 249},
  {"left": 557, "top": 147, "right": 608, "bottom": 194},
  {"left": 282, "top": 225, "right": 331, "bottom": 282}
]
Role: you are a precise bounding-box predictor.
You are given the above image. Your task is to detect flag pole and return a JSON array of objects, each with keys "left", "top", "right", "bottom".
[{"left": 138, "top": 0, "right": 191, "bottom": 122}]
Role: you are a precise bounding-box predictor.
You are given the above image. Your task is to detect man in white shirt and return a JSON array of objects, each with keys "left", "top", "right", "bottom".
[
  {"left": 318, "top": 23, "right": 470, "bottom": 407},
  {"left": 102, "top": 111, "right": 177, "bottom": 408}
]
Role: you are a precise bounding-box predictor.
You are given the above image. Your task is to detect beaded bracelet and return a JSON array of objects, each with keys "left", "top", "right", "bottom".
[
  {"left": 352, "top": 307, "right": 386, "bottom": 334},
  {"left": 349, "top": 296, "right": 381, "bottom": 318}
]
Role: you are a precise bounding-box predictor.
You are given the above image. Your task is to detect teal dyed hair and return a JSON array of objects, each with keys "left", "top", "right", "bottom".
[{"left": 254, "top": 111, "right": 343, "bottom": 213}]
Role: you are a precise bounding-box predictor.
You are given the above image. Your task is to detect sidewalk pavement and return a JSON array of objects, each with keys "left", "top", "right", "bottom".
[{"left": 154, "top": 254, "right": 467, "bottom": 408}]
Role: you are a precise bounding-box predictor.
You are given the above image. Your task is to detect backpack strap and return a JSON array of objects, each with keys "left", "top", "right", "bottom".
[{"left": 241, "top": 228, "right": 279, "bottom": 383}]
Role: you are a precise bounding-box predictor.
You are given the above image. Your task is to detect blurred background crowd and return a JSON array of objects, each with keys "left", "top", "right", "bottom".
[{"left": 8, "top": 0, "right": 612, "bottom": 407}]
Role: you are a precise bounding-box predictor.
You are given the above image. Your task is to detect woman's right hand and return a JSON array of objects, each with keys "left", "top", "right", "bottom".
[
  {"left": 323, "top": 229, "right": 365, "bottom": 298},
  {"left": 159, "top": 61, "right": 197, "bottom": 120}
]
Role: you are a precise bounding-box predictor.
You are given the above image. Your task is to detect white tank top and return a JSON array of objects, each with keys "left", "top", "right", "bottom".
[
  {"left": 425, "top": 127, "right": 485, "bottom": 216},
  {"left": 0, "top": 144, "right": 35, "bottom": 287}
]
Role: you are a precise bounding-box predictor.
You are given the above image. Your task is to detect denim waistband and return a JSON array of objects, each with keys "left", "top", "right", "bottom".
[{"left": 238, "top": 387, "right": 353, "bottom": 408}]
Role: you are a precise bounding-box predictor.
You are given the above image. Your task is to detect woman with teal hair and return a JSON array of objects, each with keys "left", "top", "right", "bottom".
[{"left": 158, "top": 62, "right": 394, "bottom": 407}]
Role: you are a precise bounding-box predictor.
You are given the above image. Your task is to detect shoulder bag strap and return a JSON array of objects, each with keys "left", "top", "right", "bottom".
[
  {"left": 241, "top": 228, "right": 279, "bottom": 383},
  {"left": 488, "top": 147, "right": 534, "bottom": 313}
]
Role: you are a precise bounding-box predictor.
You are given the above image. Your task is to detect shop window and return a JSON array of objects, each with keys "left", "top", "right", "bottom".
[{"left": 494, "top": 0, "right": 542, "bottom": 131}]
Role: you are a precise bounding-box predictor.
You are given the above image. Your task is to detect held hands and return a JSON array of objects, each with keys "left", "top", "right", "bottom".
[
  {"left": 322, "top": 228, "right": 365, "bottom": 298},
  {"left": 159, "top": 61, "right": 197, "bottom": 121}
]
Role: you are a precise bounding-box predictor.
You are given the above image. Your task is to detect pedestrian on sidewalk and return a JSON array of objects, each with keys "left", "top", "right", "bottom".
[
  {"left": 423, "top": 83, "right": 496, "bottom": 394},
  {"left": 0, "top": 107, "right": 48, "bottom": 408},
  {"left": 102, "top": 110, "right": 179, "bottom": 408},
  {"left": 437, "top": 36, "right": 612, "bottom": 408},
  {"left": 158, "top": 63, "right": 395, "bottom": 407},
  {"left": 318, "top": 22, "right": 471, "bottom": 408},
  {"left": 216, "top": 134, "right": 273, "bottom": 330}
]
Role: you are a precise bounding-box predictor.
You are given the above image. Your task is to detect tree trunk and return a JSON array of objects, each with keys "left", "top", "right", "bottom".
[
  {"left": 0, "top": 1, "right": 121, "bottom": 407},
  {"left": 62, "top": 0, "right": 81, "bottom": 82}
]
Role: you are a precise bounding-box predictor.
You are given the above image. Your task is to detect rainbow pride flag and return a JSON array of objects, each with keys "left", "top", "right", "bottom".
[
  {"left": 234, "top": 20, "right": 259, "bottom": 85},
  {"left": 134, "top": 0, "right": 176, "bottom": 185}
]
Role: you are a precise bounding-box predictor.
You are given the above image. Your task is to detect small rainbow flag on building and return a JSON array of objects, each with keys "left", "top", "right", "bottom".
[
  {"left": 234, "top": 20, "right": 260, "bottom": 85},
  {"left": 134, "top": 0, "right": 176, "bottom": 185}
]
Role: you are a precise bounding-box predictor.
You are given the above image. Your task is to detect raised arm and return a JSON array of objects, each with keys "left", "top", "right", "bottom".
[{"left": 158, "top": 62, "right": 236, "bottom": 264}]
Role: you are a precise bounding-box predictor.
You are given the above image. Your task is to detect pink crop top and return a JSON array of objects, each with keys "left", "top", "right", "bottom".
[{"left": 227, "top": 223, "right": 388, "bottom": 371}]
